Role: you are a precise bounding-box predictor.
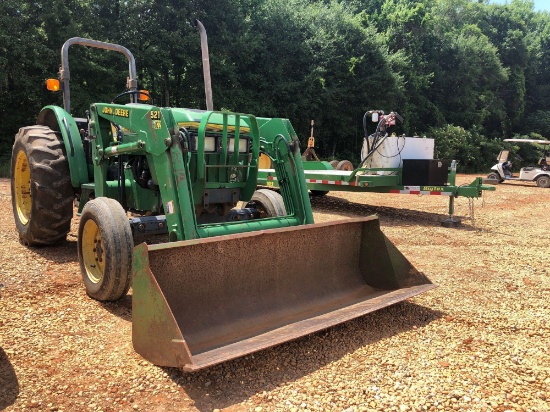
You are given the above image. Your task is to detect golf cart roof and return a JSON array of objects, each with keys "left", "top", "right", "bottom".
[{"left": 504, "top": 138, "right": 550, "bottom": 145}]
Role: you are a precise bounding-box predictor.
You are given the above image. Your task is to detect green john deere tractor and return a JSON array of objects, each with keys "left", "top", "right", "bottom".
[{"left": 10, "top": 22, "right": 435, "bottom": 371}]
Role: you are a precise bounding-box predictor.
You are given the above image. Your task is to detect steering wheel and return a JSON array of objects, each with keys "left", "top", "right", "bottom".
[{"left": 111, "top": 90, "right": 152, "bottom": 104}]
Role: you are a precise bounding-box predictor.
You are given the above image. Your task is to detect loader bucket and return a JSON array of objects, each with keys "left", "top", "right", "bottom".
[{"left": 132, "top": 216, "right": 435, "bottom": 371}]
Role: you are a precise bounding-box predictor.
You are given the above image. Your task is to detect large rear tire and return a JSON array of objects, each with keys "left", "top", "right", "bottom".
[
  {"left": 247, "top": 189, "right": 286, "bottom": 217},
  {"left": 11, "top": 126, "right": 74, "bottom": 245},
  {"left": 78, "top": 198, "right": 133, "bottom": 301},
  {"left": 258, "top": 153, "right": 273, "bottom": 169}
]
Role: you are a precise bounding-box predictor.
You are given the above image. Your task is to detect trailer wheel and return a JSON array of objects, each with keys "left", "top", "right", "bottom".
[
  {"left": 78, "top": 198, "right": 133, "bottom": 301},
  {"left": 11, "top": 125, "right": 74, "bottom": 246},
  {"left": 536, "top": 175, "right": 550, "bottom": 188},
  {"left": 247, "top": 189, "right": 286, "bottom": 217},
  {"left": 336, "top": 160, "right": 354, "bottom": 171},
  {"left": 486, "top": 172, "right": 501, "bottom": 183},
  {"left": 330, "top": 160, "right": 339, "bottom": 169}
]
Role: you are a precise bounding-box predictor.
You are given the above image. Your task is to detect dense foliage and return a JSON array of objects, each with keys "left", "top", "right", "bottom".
[{"left": 1, "top": 0, "right": 549, "bottom": 172}]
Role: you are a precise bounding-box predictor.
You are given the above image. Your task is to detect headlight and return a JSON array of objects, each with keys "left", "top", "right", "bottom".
[
  {"left": 228, "top": 138, "right": 248, "bottom": 153},
  {"left": 204, "top": 136, "right": 217, "bottom": 152}
]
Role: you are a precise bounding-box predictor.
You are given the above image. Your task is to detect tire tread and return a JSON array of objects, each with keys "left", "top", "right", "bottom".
[{"left": 11, "top": 125, "right": 74, "bottom": 245}]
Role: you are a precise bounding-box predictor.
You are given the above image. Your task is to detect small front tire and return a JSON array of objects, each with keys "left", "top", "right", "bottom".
[
  {"left": 246, "top": 189, "right": 286, "bottom": 217},
  {"left": 78, "top": 198, "right": 133, "bottom": 301}
]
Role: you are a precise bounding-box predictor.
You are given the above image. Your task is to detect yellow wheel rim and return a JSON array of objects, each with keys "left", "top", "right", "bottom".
[
  {"left": 14, "top": 150, "right": 32, "bottom": 225},
  {"left": 82, "top": 219, "right": 105, "bottom": 284}
]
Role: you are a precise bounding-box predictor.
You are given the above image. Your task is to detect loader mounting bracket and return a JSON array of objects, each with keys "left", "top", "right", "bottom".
[{"left": 130, "top": 216, "right": 168, "bottom": 238}]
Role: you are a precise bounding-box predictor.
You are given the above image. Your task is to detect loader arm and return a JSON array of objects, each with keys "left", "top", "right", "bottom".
[
  {"left": 89, "top": 103, "right": 313, "bottom": 241},
  {"left": 258, "top": 117, "right": 314, "bottom": 224}
]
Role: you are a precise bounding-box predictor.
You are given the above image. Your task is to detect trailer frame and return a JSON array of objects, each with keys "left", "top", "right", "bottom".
[{"left": 258, "top": 160, "right": 495, "bottom": 226}]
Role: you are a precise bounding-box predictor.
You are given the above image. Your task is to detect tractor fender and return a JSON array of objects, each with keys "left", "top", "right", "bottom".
[{"left": 37, "top": 105, "right": 90, "bottom": 188}]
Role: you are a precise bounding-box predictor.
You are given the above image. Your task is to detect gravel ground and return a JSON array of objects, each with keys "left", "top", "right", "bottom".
[{"left": 0, "top": 176, "right": 549, "bottom": 412}]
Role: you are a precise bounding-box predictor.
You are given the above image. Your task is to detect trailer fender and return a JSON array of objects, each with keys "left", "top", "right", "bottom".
[{"left": 37, "top": 105, "right": 90, "bottom": 188}]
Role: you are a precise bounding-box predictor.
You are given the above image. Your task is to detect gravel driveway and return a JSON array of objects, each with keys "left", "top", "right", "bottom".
[{"left": 1, "top": 176, "right": 548, "bottom": 412}]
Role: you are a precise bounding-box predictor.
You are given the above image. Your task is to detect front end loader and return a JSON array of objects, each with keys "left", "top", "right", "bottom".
[{"left": 10, "top": 24, "right": 435, "bottom": 371}]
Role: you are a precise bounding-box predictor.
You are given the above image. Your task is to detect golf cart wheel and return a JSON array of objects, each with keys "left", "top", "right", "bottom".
[
  {"left": 336, "top": 160, "right": 354, "bottom": 171},
  {"left": 11, "top": 125, "right": 74, "bottom": 245},
  {"left": 536, "top": 175, "right": 550, "bottom": 188},
  {"left": 78, "top": 197, "right": 133, "bottom": 301},
  {"left": 247, "top": 189, "right": 286, "bottom": 217},
  {"left": 486, "top": 172, "right": 501, "bottom": 183}
]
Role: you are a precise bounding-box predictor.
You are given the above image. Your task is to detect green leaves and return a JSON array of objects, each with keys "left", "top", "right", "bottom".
[{"left": 1, "top": 0, "right": 550, "bottom": 172}]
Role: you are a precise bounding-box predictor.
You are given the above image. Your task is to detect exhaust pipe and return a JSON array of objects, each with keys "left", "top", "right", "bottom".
[{"left": 195, "top": 20, "right": 213, "bottom": 111}]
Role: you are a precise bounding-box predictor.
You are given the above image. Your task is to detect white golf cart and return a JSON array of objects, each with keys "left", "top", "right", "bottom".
[{"left": 486, "top": 138, "right": 550, "bottom": 188}]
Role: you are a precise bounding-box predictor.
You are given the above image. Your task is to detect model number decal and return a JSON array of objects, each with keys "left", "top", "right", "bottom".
[{"left": 150, "top": 110, "right": 161, "bottom": 120}]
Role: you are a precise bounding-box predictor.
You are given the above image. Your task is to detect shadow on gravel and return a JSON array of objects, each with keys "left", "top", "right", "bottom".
[
  {"left": 495, "top": 182, "right": 538, "bottom": 188},
  {"left": 310, "top": 195, "right": 477, "bottom": 230},
  {"left": 26, "top": 239, "right": 79, "bottom": 264},
  {"left": 160, "top": 301, "right": 444, "bottom": 411},
  {"left": 100, "top": 295, "right": 133, "bottom": 322},
  {"left": 0, "top": 347, "right": 20, "bottom": 410}
]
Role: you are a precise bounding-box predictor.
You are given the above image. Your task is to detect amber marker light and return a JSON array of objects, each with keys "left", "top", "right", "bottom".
[
  {"left": 138, "top": 90, "right": 150, "bottom": 101},
  {"left": 46, "top": 78, "right": 60, "bottom": 91}
]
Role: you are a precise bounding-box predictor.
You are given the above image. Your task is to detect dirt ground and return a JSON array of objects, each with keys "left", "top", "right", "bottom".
[{"left": 0, "top": 176, "right": 549, "bottom": 412}]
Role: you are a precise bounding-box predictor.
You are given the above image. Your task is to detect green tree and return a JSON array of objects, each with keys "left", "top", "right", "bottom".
[
  {"left": 0, "top": 0, "right": 58, "bottom": 153},
  {"left": 2, "top": 0, "right": 550, "bottom": 173},
  {"left": 372, "top": 0, "right": 438, "bottom": 134},
  {"left": 430, "top": 24, "right": 508, "bottom": 130}
]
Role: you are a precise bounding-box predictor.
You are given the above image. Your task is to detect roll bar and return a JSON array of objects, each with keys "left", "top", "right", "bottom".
[{"left": 60, "top": 37, "right": 137, "bottom": 113}]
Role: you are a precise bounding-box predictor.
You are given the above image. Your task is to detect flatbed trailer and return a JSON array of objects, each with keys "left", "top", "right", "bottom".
[{"left": 258, "top": 160, "right": 495, "bottom": 226}]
